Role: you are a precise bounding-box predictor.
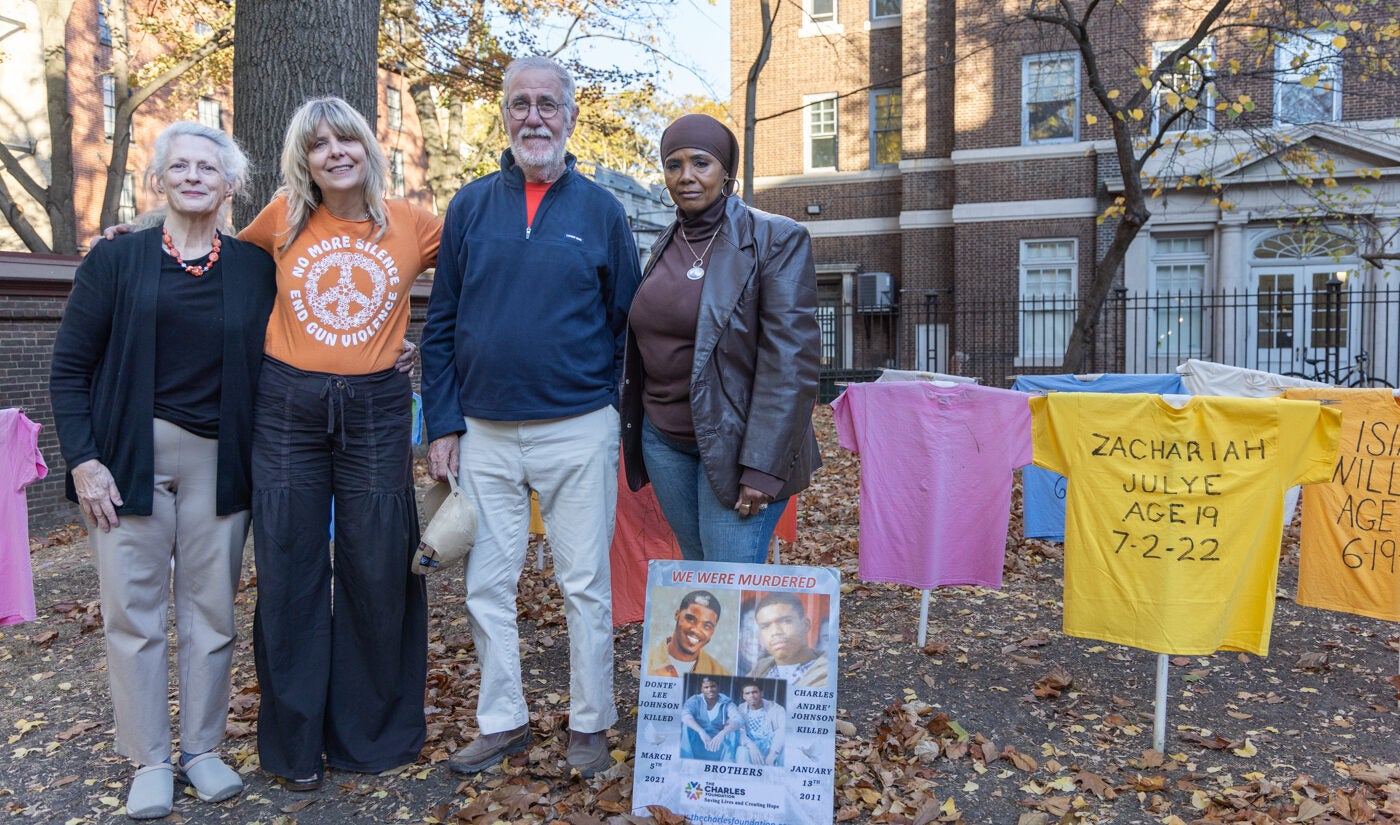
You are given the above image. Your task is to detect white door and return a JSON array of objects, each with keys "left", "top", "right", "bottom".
[{"left": 1252, "top": 265, "right": 1358, "bottom": 377}]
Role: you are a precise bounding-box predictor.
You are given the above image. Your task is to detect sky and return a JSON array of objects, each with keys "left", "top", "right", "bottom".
[{"left": 565, "top": 0, "right": 733, "bottom": 103}]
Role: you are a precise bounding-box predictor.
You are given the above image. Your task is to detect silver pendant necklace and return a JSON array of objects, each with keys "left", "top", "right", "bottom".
[{"left": 680, "top": 227, "right": 719, "bottom": 280}]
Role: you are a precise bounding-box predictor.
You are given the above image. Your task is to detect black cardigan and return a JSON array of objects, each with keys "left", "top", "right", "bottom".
[{"left": 50, "top": 227, "right": 276, "bottom": 516}]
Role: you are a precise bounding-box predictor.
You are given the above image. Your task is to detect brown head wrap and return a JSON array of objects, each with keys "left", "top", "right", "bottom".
[{"left": 660, "top": 114, "right": 738, "bottom": 176}]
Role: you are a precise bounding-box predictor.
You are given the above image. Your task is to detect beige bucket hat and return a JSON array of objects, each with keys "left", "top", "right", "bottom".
[{"left": 412, "top": 474, "right": 477, "bottom": 575}]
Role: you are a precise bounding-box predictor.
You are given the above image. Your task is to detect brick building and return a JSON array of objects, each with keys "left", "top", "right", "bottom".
[
  {"left": 0, "top": 0, "right": 432, "bottom": 253},
  {"left": 731, "top": 0, "right": 1400, "bottom": 385}
]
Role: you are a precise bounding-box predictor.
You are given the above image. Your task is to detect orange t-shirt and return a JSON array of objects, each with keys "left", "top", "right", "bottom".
[
  {"left": 1286, "top": 387, "right": 1400, "bottom": 622},
  {"left": 240, "top": 195, "right": 442, "bottom": 374},
  {"left": 524, "top": 181, "right": 551, "bottom": 225}
]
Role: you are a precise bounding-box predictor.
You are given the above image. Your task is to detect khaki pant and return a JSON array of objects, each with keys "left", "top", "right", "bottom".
[
  {"left": 90, "top": 418, "right": 249, "bottom": 765},
  {"left": 458, "top": 405, "right": 619, "bottom": 736}
]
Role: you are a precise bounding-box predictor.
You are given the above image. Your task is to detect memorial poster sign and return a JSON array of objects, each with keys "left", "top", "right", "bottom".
[{"left": 632, "top": 560, "right": 840, "bottom": 825}]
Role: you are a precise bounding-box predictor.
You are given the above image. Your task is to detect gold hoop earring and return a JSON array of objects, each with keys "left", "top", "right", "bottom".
[
  {"left": 660, "top": 188, "right": 676, "bottom": 208},
  {"left": 722, "top": 178, "right": 738, "bottom": 197}
]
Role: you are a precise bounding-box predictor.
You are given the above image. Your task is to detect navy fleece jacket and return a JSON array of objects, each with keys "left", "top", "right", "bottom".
[{"left": 420, "top": 150, "right": 641, "bottom": 439}]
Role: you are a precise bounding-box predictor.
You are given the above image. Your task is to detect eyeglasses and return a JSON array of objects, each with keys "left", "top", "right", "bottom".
[{"left": 506, "top": 100, "right": 561, "bottom": 120}]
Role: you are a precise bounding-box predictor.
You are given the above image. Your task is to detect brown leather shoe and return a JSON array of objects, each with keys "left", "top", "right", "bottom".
[
  {"left": 448, "top": 725, "right": 530, "bottom": 775},
  {"left": 566, "top": 729, "right": 612, "bottom": 777}
]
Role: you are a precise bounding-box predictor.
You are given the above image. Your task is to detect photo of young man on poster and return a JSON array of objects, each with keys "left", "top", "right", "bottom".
[
  {"left": 646, "top": 588, "right": 737, "bottom": 678},
  {"left": 679, "top": 673, "right": 740, "bottom": 761},
  {"left": 734, "top": 679, "right": 787, "bottom": 767},
  {"left": 740, "top": 591, "right": 831, "bottom": 688}
]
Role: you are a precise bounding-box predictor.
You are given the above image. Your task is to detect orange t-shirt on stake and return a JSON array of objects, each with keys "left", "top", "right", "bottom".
[
  {"left": 241, "top": 195, "right": 442, "bottom": 375},
  {"left": 1286, "top": 387, "right": 1400, "bottom": 622}
]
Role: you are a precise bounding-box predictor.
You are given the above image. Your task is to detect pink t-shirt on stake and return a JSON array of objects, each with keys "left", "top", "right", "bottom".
[
  {"left": 1, "top": 409, "right": 48, "bottom": 626},
  {"left": 831, "top": 382, "right": 1033, "bottom": 589}
]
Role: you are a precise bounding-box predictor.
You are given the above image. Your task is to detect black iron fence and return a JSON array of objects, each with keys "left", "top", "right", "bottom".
[{"left": 817, "top": 285, "right": 1400, "bottom": 398}]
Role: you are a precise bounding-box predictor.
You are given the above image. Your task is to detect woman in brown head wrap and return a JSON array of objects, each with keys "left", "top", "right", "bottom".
[{"left": 620, "top": 114, "right": 822, "bottom": 563}]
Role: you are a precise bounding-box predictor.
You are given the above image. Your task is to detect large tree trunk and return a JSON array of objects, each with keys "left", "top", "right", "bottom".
[
  {"left": 409, "top": 85, "right": 472, "bottom": 214},
  {"left": 741, "top": 0, "right": 777, "bottom": 205},
  {"left": 97, "top": 1, "right": 234, "bottom": 229},
  {"left": 38, "top": 0, "right": 77, "bottom": 254},
  {"left": 96, "top": 0, "right": 133, "bottom": 233},
  {"left": 232, "top": 0, "right": 381, "bottom": 227}
]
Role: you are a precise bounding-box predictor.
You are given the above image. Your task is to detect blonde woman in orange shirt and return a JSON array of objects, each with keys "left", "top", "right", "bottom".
[{"left": 239, "top": 97, "right": 441, "bottom": 791}]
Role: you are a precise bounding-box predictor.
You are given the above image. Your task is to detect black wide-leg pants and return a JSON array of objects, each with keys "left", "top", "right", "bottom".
[{"left": 251, "top": 357, "right": 427, "bottom": 778}]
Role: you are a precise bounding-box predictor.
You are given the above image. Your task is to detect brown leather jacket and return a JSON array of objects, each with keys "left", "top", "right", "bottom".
[{"left": 621, "top": 195, "right": 822, "bottom": 507}]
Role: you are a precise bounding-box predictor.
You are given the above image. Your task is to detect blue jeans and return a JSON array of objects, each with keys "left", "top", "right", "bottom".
[{"left": 641, "top": 418, "right": 788, "bottom": 564}]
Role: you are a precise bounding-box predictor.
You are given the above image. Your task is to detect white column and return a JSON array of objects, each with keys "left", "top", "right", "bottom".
[{"left": 1217, "top": 218, "right": 1246, "bottom": 291}]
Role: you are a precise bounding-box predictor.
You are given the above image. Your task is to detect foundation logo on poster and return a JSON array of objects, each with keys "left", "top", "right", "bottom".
[
  {"left": 304, "top": 251, "right": 388, "bottom": 331},
  {"left": 685, "top": 781, "right": 704, "bottom": 801}
]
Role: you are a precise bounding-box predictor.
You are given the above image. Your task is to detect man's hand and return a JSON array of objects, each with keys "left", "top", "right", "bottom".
[
  {"left": 72, "top": 458, "right": 123, "bottom": 533},
  {"left": 428, "top": 435, "right": 460, "bottom": 481},
  {"left": 95, "top": 222, "right": 137, "bottom": 244}
]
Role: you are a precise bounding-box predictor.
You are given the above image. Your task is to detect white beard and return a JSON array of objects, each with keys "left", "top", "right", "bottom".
[{"left": 511, "top": 126, "right": 566, "bottom": 179}]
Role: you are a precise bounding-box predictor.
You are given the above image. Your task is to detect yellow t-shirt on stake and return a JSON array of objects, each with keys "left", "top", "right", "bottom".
[
  {"left": 1285, "top": 387, "right": 1400, "bottom": 622},
  {"left": 1030, "top": 393, "right": 1340, "bottom": 656}
]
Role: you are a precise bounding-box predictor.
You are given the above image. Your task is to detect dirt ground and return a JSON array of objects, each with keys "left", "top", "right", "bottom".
[{"left": 2, "top": 408, "right": 1398, "bottom": 824}]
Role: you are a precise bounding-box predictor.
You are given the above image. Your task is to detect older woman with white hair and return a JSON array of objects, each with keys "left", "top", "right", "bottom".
[{"left": 51, "top": 121, "right": 275, "bottom": 818}]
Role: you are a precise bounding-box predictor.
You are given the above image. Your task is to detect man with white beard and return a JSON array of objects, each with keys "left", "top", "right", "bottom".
[{"left": 420, "top": 56, "right": 641, "bottom": 778}]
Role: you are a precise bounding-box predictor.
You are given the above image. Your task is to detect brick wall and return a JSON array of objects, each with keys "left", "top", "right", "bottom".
[
  {"left": 757, "top": 179, "right": 902, "bottom": 221},
  {"left": 901, "top": 227, "right": 954, "bottom": 294},
  {"left": 812, "top": 234, "right": 902, "bottom": 278},
  {"left": 0, "top": 254, "right": 80, "bottom": 530},
  {"left": 956, "top": 156, "right": 1097, "bottom": 204},
  {"left": 901, "top": 169, "right": 954, "bottom": 211}
]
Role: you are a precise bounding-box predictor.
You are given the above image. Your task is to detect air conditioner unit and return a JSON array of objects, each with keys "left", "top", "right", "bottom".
[{"left": 856, "top": 271, "right": 893, "bottom": 312}]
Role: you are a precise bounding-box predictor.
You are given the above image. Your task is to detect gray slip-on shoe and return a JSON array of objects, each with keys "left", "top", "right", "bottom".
[
  {"left": 178, "top": 752, "right": 244, "bottom": 803},
  {"left": 125, "top": 763, "right": 174, "bottom": 820}
]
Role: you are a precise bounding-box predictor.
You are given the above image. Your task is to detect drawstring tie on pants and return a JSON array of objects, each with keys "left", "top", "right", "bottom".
[{"left": 319, "top": 376, "right": 356, "bottom": 449}]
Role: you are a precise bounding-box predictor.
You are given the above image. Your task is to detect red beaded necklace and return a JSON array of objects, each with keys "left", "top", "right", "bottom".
[{"left": 161, "top": 226, "right": 221, "bottom": 277}]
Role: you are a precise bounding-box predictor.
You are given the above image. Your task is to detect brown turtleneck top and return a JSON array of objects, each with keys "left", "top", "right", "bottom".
[
  {"left": 629, "top": 195, "right": 726, "bottom": 443},
  {"left": 629, "top": 195, "right": 784, "bottom": 497}
]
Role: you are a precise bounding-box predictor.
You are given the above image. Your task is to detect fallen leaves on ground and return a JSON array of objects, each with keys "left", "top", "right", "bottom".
[{"left": 4, "top": 407, "right": 1398, "bottom": 823}]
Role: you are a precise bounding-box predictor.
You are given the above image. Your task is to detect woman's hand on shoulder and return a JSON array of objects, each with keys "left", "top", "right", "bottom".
[
  {"left": 72, "top": 458, "right": 123, "bottom": 532},
  {"left": 395, "top": 339, "right": 418, "bottom": 374}
]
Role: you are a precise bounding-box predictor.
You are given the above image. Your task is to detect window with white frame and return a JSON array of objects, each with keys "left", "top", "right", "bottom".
[
  {"left": 1152, "top": 40, "right": 1214, "bottom": 132},
  {"left": 1019, "top": 239, "right": 1077, "bottom": 360},
  {"left": 97, "top": 1, "right": 111, "bottom": 45},
  {"left": 1150, "top": 234, "right": 1210, "bottom": 354},
  {"left": 807, "top": 0, "right": 835, "bottom": 23},
  {"left": 806, "top": 95, "right": 838, "bottom": 171},
  {"left": 1274, "top": 31, "right": 1341, "bottom": 124},
  {"left": 870, "top": 89, "right": 901, "bottom": 167},
  {"left": 387, "top": 88, "right": 403, "bottom": 130},
  {"left": 1022, "top": 53, "right": 1079, "bottom": 144},
  {"left": 390, "top": 149, "right": 405, "bottom": 197},
  {"left": 871, "top": 0, "right": 899, "bottom": 20},
  {"left": 102, "top": 75, "right": 116, "bottom": 139},
  {"left": 118, "top": 173, "right": 136, "bottom": 223},
  {"left": 198, "top": 97, "right": 221, "bottom": 130}
]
